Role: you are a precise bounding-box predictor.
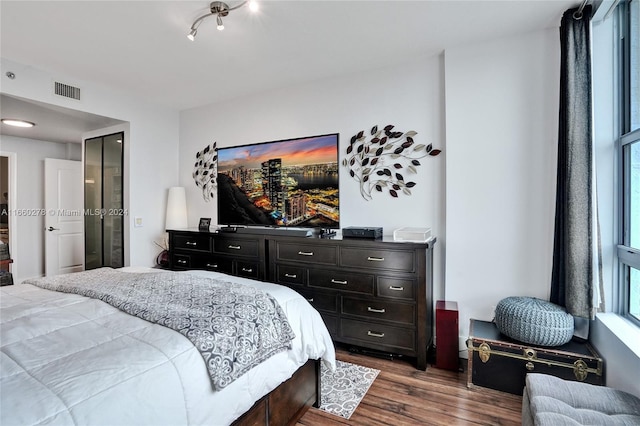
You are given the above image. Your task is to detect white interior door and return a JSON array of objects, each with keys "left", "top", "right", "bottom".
[{"left": 45, "top": 158, "right": 84, "bottom": 276}]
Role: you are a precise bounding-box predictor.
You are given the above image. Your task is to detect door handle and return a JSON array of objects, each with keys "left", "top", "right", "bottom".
[{"left": 46, "top": 226, "right": 60, "bottom": 232}]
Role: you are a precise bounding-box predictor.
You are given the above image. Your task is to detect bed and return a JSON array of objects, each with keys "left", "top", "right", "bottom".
[{"left": 0, "top": 267, "right": 336, "bottom": 426}]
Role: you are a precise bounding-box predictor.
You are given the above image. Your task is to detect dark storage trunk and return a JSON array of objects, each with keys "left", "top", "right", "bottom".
[{"left": 467, "top": 319, "right": 604, "bottom": 395}]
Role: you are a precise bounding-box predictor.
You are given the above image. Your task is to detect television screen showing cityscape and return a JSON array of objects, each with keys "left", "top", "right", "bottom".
[{"left": 217, "top": 133, "right": 339, "bottom": 228}]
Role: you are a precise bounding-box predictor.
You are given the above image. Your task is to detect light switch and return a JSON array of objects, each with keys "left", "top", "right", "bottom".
[{"left": 134, "top": 217, "right": 143, "bottom": 227}]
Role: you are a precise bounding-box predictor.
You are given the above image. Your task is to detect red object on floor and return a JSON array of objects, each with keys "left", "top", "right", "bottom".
[{"left": 435, "top": 300, "right": 459, "bottom": 371}]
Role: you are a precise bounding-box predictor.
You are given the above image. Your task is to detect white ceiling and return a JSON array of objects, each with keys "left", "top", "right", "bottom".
[
  {"left": 0, "top": 94, "right": 125, "bottom": 144},
  {"left": 0, "top": 0, "right": 578, "bottom": 143}
]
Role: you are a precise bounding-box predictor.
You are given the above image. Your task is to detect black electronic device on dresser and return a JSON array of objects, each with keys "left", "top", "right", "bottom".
[
  {"left": 342, "top": 226, "right": 383, "bottom": 239},
  {"left": 167, "top": 229, "right": 436, "bottom": 370}
]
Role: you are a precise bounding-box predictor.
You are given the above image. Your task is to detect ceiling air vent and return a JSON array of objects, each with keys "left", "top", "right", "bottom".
[{"left": 54, "top": 81, "right": 81, "bottom": 100}]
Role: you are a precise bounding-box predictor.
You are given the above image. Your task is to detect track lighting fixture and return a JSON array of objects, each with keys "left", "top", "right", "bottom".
[{"left": 187, "top": 1, "right": 258, "bottom": 40}]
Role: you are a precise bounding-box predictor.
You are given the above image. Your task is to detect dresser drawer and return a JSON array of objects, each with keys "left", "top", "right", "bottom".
[
  {"left": 275, "top": 265, "right": 306, "bottom": 287},
  {"left": 276, "top": 242, "right": 337, "bottom": 265},
  {"left": 377, "top": 277, "right": 416, "bottom": 300},
  {"left": 236, "top": 261, "right": 260, "bottom": 279},
  {"left": 341, "top": 297, "right": 415, "bottom": 325},
  {"left": 321, "top": 314, "right": 338, "bottom": 336},
  {"left": 172, "top": 253, "right": 192, "bottom": 269},
  {"left": 214, "top": 238, "right": 259, "bottom": 257},
  {"left": 300, "top": 290, "right": 338, "bottom": 313},
  {"left": 340, "top": 318, "right": 415, "bottom": 351},
  {"left": 203, "top": 258, "right": 233, "bottom": 274},
  {"left": 173, "top": 234, "right": 211, "bottom": 252},
  {"left": 308, "top": 269, "right": 374, "bottom": 295},
  {"left": 340, "top": 247, "right": 414, "bottom": 272}
]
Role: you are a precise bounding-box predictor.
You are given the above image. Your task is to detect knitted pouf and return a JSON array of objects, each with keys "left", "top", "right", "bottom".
[{"left": 494, "top": 297, "right": 574, "bottom": 347}]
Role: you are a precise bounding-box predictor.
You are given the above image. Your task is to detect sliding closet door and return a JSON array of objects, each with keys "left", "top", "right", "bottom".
[
  {"left": 84, "top": 132, "right": 124, "bottom": 270},
  {"left": 102, "top": 134, "right": 123, "bottom": 267},
  {"left": 85, "top": 137, "right": 102, "bottom": 269}
]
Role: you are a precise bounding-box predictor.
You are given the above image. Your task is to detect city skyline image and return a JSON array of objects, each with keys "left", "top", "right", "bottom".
[
  {"left": 217, "top": 134, "right": 338, "bottom": 171},
  {"left": 217, "top": 134, "right": 339, "bottom": 228}
]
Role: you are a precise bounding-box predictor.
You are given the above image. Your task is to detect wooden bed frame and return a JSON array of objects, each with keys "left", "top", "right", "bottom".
[{"left": 233, "top": 359, "right": 320, "bottom": 425}]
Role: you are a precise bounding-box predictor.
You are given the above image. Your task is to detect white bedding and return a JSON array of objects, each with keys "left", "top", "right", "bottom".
[{"left": 0, "top": 267, "right": 336, "bottom": 426}]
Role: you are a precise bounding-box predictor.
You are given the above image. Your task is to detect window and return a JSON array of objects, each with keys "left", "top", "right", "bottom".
[
  {"left": 629, "top": 0, "right": 639, "bottom": 131},
  {"left": 618, "top": 0, "right": 640, "bottom": 324}
]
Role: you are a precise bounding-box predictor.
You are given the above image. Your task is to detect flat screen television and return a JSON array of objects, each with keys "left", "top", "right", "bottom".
[{"left": 217, "top": 133, "right": 339, "bottom": 229}]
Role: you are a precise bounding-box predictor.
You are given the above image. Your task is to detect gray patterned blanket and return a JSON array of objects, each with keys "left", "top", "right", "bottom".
[{"left": 25, "top": 268, "right": 295, "bottom": 390}]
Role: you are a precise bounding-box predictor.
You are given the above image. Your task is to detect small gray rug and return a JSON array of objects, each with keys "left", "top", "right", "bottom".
[{"left": 320, "top": 360, "right": 380, "bottom": 419}]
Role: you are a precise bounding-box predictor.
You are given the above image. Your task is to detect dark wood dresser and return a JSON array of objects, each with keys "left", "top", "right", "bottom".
[
  {"left": 167, "top": 229, "right": 436, "bottom": 370},
  {"left": 168, "top": 230, "right": 266, "bottom": 280}
]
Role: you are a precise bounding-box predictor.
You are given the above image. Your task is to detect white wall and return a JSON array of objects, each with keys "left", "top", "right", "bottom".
[
  {"left": 591, "top": 315, "right": 640, "bottom": 397},
  {"left": 180, "top": 29, "right": 563, "bottom": 350},
  {"left": 0, "top": 136, "right": 81, "bottom": 282},
  {"left": 444, "top": 28, "right": 560, "bottom": 350},
  {"left": 180, "top": 54, "right": 447, "bottom": 299},
  {"left": 0, "top": 58, "right": 180, "bottom": 267}
]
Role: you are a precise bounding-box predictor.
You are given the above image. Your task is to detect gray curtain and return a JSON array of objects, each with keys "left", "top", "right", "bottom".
[{"left": 550, "top": 5, "right": 600, "bottom": 329}]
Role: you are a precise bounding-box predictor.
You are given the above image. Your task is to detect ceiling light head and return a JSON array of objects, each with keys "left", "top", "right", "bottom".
[
  {"left": 1, "top": 118, "right": 35, "bottom": 128},
  {"left": 187, "top": 1, "right": 256, "bottom": 39}
]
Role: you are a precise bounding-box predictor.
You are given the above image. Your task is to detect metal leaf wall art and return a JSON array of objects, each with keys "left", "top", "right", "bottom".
[
  {"left": 192, "top": 142, "right": 217, "bottom": 202},
  {"left": 342, "top": 125, "right": 441, "bottom": 200}
]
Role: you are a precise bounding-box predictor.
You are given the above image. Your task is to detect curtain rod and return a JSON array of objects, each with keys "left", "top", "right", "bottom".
[{"left": 574, "top": 0, "right": 590, "bottom": 19}]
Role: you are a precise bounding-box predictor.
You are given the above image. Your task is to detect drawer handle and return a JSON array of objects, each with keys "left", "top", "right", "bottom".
[
  {"left": 206, "top": 263, "right": 218, "bottom": 268},
  {"left": 367, "top": 307, "right": 386, "bottom": 314},
  {"left": 367, "top": 256, "right": 385, "bottom": 262},
  {"left": 331, "top": 279, "right": 348, "bottom": 285},
  {"left": 284, "top": 273, "right": 297, "bottom": 278},
  {"left": 242, "top": 267, "right": 253, "bottom": 273},
  {"left": 228, "top": 245, "right": 241, "bottom": 250},
  {"left": 389, "top": 285, "right": 405, "bottom": 291},
  {"left": 307, "top": 298, "right": 314, "bottom": 303},
  {"left": 367, "top": 331, "right": 385, "bottom": 338},
  {"left": 177, "top": 259, "right": 187, "bottom": 264},
  {"left": 298, "top": 251, "right": 314, "bottom": 256},
  {"left": 185, "top": 241, "right": 197, "bottom": 246}
]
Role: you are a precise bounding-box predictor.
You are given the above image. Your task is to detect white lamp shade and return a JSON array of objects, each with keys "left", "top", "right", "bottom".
[{"left": 165, "top": 187, "right": 188, "bottom": 230}]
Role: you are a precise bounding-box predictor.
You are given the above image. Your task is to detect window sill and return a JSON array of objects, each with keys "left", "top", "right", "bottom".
[{"left": 595, "top": 313, "right": 640, "bottom": 358}]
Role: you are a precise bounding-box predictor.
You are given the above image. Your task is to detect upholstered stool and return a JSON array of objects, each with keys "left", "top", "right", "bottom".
[
  {"left": 494, "top": 296, "right": 574, "bottom": 346},
  {"left": 523, "top": 373, "right": 640, "bottom": 426}
]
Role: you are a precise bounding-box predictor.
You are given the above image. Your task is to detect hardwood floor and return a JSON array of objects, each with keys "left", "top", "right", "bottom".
[{"left": 298, "top": 347, "right": 522, "bottom": 425}]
